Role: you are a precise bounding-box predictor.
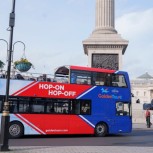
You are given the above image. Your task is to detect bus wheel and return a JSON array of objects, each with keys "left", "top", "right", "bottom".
[
  {"left": 95, "top": 123, "right": 107, "bottom": 137},
  {"left": 9, "top": 121, "right": 24, "bottom": 138}
]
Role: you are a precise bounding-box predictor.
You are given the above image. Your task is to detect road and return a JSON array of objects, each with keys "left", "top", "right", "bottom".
[{"left": 9, "top": 129, "right": 153, "bottom": 147}]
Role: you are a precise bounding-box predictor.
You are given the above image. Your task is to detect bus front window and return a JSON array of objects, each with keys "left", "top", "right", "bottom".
[
  {"left": 112, "top": 74, "right": 127, "bottom": 88},
  {"left": 116, "top": 102, "right": 130, "bottom": 116}
]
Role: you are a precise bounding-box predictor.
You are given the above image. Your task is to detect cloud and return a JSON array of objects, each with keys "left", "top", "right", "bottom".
[
  {"left": 116, "top": 8, "right": 153, "bottom": 39},
  {"left": 116, "top": 8, "right": 153, "bottom": 78}
]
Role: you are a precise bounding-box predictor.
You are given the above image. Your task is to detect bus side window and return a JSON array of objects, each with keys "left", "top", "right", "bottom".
[
  {"left": 71, "top": 100, "right": 80, "bottom": 114},
  {"left": 10, "top": 101, "right": 18, "bottom": 113},
  {"left": 31, "top": 101, "right": 45, "bottom": 113},
  {"left": 71, "top": 70, "right": 91, "bottom": 85},
  {"left": 46, "top": 102, "right": 54, "bottom": 113},
  {"left": 81, "top": 101, "right": 91, "bottom": 115},
  {"left": 49, "top": 106, "right": 55, "bottom": 113},
  {"left": 93, "top": 72, "right": 109, "bottom": 86},
  {"left": 71, "top": 73, "right": 77, "bottom": 84},
  {"left": 19, "top": 101, "right": 30, "bottom": 113}
]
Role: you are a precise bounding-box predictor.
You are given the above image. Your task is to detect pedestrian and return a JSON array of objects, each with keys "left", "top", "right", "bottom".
[
  {"left": 145, "top": 108, "right": 151, "bottom": 128},
  {"left": 136, "top": 99, "right": 140, "bottom": 103}
]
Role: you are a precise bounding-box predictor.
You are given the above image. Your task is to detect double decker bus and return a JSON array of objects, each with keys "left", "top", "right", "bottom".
[{"left": 0, "top": 65, "right": 132, "bottom": 138}]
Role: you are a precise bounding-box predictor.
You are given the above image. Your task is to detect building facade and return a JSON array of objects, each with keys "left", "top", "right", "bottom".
[
  {"left": 131, "top": 72, "right": 153, "bottom": 123},
  {"left": 131, "top": 72, "right": 153, "bottom": 105}
]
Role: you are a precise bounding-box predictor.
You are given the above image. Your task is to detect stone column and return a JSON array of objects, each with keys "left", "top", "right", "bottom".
[
  {"left": 95, "top": 0, "right": 116, "bottom": 34},
  {"left": 82, "top": 0, "right": 128, "bottom": 70}
]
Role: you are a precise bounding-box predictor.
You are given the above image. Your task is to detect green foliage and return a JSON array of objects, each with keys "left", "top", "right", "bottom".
[
  {"left": 14, "top": 58, "right": 34, "bottom": 71},
  {"left": 14, "top": 58, "right": 32, "bottom": 66}
]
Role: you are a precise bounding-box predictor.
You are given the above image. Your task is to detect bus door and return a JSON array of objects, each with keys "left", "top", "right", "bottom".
[{"left": 115, "top": 102, "right": 132, "bottom": 133}]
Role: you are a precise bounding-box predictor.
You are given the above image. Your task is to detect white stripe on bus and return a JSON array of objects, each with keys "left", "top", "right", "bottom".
[
  {"left": 115, "top": 71, "right": 119, "bottom": 74},
  {"left": 16, "top": 114, "right": 46, "bottom": 135},
  {"left": 77, "top": 86, "right": 96, "bottom": 99},
  {"left": 79, "top": 115, "right": 95, "bottom": 128},
  {"left": 14, "top": 81, "right": 39, "bottom": 96}
]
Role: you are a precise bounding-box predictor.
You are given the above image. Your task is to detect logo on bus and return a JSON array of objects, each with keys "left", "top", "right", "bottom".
[
  {"left": 98, "top": 88, "right": 122, "bottom": 100},
  {"left": 111, "top": 89, "right": 119, "bottom": 94},
  {"left": 101, "top": 88, "right": 109, "bottom": 93}
]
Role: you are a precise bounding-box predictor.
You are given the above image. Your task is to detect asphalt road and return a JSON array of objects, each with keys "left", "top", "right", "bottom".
[{"left": 9, "top": 129, "right": 153, "bottom": 147}]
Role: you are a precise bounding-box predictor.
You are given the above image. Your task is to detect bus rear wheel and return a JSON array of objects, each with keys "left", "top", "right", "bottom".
[
  {"left": 9, "top": 121, "right": 24, "bottom": 138},
  {"left": 95, "top": 123, "right": 107, "bottom": 137}
]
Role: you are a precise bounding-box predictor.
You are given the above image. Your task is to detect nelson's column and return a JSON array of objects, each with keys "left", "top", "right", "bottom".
[{"left": 83, "top": 0, "right": 128, "bottom": 70}]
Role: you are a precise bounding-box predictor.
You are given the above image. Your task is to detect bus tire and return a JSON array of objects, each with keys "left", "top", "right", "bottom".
[
  {"left": 9, "top": 121, "right": 24, "bottom": 138},
  {"left": 95, "top": 123, "right": 107, "bottom": 137}
]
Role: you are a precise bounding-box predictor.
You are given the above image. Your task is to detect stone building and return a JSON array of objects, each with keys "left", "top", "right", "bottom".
[
  {"left": 131, "top": 72, "right": 153, "bottom": 123},
  {"left": 131, "top": 72, "right": 153, "bottom": 105}
]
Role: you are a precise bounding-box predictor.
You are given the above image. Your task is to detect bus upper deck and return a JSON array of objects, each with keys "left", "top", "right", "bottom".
[{"left": 0, "top": 65, "right": 130, "bottom": 88}]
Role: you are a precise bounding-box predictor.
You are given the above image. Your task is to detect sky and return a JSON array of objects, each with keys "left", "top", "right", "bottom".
[{"left": 0, "top": 0, "right": 153, "bottom": 79}]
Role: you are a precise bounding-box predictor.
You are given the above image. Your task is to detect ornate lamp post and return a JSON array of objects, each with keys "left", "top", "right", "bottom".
[
  {"left": 0, "top": 0, "right": 16, "bottom": 151},
  {"left": 0, "top": 39, "right": 9, "bottom": 51},
  {"left": 0, "top": 40, "right": 26, "bottom": 63}
]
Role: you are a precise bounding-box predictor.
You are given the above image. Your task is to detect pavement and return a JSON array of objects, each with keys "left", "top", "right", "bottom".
[
  {"left": 132, "top": 123, "right": 153, "bottom": 129},
  {"left": 0, "top": 123, "right": 153, "bottom": 153},
  {"left": 4, "top": 146, "right": 153, "bottom": 153}
]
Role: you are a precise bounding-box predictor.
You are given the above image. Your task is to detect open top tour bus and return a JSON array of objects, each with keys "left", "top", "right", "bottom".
[{"left": 0, "top": 65, "right": 132, "bottom": 138}]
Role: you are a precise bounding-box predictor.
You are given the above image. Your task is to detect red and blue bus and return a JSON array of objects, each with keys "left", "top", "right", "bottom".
[{"left": 0, "top": 65, "right": 132, "bottom": 138}]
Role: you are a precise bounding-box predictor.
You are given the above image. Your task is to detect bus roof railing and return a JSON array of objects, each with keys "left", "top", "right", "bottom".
[{"left": 0, "top": 69, "right": 54, "bottom": 81}]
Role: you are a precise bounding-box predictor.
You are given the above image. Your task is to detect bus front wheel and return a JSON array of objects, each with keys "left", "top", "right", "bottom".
[
  {"left": 95, "top": 123, "right": 107, "bottom": 137},
  {"left": 9, "top": 121, "right": 24, "bottom": 138}
]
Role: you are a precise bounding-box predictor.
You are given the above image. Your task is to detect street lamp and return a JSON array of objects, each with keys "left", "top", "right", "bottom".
[
  {"left": 0, "top": 39, "right": 26, "bottom": 63},
  {"left": 0, "top": 40, "right": 26, "bottom": 68},
  {"left": 0, "top": 39, "right": 9, "bottom": 51},
  {"left": 0, "top": 39, "right": 25, "bottom": 152},
  {"left": 12, "top": 41, "right": 26, "bottom": 62},
  {"left": 0, "top": 0, "right": 16, "bottom": 151},
  {"left": 0, "top": 39, "right": 9, "bottom": 67}
]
